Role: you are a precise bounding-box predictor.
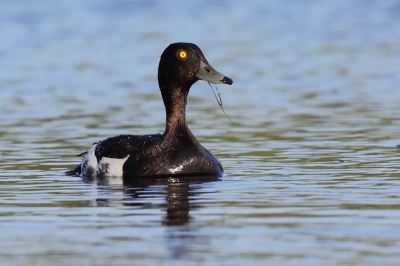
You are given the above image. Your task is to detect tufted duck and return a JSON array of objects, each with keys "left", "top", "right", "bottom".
[{"left": 68, "top": 42, "right": 233, "bottom": 178}]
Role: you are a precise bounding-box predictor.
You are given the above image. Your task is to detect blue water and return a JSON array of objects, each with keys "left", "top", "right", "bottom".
[{"left": 1, "top": 0, "right": 400, "bottom": 265}]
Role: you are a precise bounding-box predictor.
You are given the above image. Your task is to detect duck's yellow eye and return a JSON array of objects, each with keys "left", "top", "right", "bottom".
[{"left": 179, "top": 50, "right": 187, "bottom": 59}]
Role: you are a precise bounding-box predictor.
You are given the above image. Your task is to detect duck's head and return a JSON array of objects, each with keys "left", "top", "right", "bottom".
[{"left": 158, "top": 43, "right": 233, "bottom": 103}]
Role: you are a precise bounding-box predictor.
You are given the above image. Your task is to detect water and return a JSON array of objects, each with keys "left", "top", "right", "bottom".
[{"left": 1, "top": 0, "right": 400, "bottom": 265}]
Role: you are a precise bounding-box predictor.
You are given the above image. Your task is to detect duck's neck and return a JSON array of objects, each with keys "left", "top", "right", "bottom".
[{"left": 161, "top": 84, "right": 191, "bottom": 136}]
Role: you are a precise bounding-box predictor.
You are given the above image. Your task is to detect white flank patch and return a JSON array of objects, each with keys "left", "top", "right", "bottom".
[
  {"left": 86, "top": 144, "right": 99, "bottom": 170},
  {"left": 98, "top": 156, "right": 129, "bottom": 177},
  {"left": 80, "top": 144, "right": 129, "bottom": 177},
  {"left": 80, "top": 144, "right": 98, "bottom": 176}
]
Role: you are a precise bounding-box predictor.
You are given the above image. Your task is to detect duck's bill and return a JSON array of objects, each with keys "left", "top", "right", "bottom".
[{"left": 196, "top": 60, "right": 233, "bottom": 85}]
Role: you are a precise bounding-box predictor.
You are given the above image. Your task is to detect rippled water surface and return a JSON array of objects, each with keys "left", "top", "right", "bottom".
[{"left": 1, "top": 0, "right": 400, "bottom": 265}]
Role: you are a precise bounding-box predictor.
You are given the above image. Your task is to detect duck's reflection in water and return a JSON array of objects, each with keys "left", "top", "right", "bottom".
[{"left": 82, "top": 175, "right": 220, "bottom": 226}]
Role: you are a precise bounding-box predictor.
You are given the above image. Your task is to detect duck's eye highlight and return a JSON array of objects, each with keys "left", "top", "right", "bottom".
[{"left": 179, "top": 51, "right": 187, "bottom": 58}]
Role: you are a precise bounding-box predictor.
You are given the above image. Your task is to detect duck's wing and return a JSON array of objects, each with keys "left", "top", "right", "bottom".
[{"left": 94, "top": 134, "right": 162, "bottom": 162}]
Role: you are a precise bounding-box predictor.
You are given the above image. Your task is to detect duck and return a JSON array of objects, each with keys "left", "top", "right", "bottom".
[{"left": 68, "top": 42, "right": 233, "bottom": 178}]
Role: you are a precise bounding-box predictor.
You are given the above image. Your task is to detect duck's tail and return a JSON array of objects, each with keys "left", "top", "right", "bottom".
[
  {"left": 65, "top": 164, "right": 81, "bottom": 176},
  {"left": 65, "top": 151, "right": 86, "bottom": 176}
]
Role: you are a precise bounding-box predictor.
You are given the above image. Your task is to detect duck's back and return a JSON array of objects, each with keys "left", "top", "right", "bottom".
[{"left": 95, "top": 134, "right": 162, "bottom": 161}]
